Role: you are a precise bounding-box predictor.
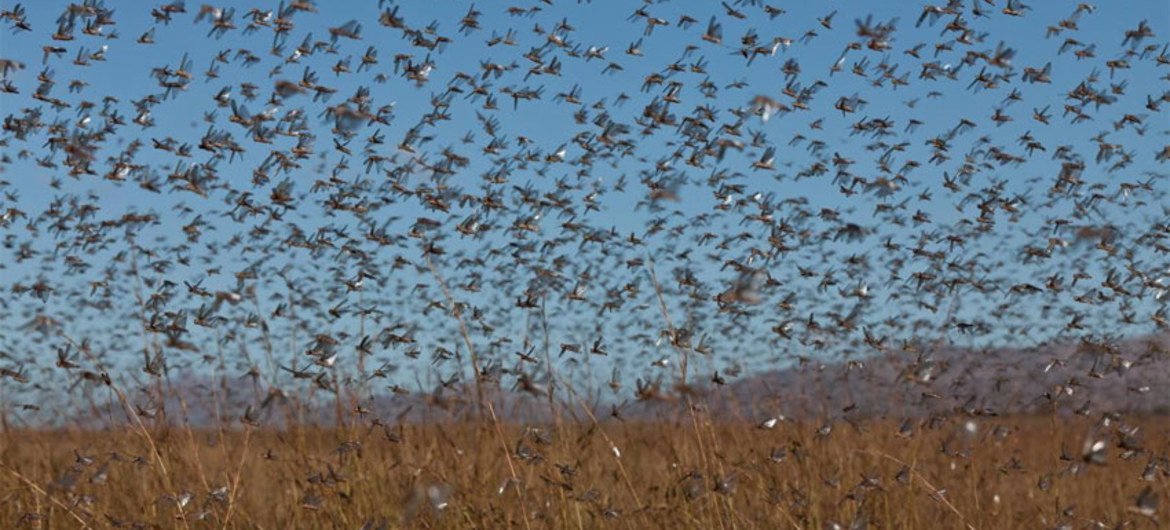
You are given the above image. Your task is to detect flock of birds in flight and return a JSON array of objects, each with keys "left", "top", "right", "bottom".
[{"left": 0, "top": 0, "right": 1166, "bottom": 426}]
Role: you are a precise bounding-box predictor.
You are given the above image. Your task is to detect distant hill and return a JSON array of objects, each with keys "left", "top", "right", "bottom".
[
  {"left": 696, "top": 332, "right": 1170, "bottom": 421},
  {"left": 58, "top": 333, "right": 1170, "bottom": 429}
]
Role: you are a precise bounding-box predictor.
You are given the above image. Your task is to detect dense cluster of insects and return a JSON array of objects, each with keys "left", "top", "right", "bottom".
[{"left": 0, "top": 0, "right": 1167, "bottom": 527}]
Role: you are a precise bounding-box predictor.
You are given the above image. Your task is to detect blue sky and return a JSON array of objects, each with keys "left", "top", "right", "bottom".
[{"left": 0, "top": 0, "right": 1167, "bottom": 414}]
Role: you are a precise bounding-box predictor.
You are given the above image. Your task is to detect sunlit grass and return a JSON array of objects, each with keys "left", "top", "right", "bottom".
[{"left": 2, "top": 413, "right": 1165, "bottom": 528}]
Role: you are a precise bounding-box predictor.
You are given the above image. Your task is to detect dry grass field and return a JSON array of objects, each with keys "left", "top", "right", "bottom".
[{"left": 2, "top": 411, "right": 1166, "bottom": 529}]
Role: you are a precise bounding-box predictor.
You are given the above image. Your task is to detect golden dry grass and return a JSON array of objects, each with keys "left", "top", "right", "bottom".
[{"left": 1, "top": 411, "right": 1167, "bottom": 529}]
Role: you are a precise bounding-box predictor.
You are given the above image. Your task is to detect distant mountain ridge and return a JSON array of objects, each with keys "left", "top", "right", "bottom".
[
  {"left": 701, "top": 331, "right": 1170, "bottom": 420},
  {"left": 56, "top": 333, "right": 1170, "bottom": 429}
]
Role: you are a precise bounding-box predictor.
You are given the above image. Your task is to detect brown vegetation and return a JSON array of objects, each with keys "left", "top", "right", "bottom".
[{"left": 2, "top": 413, "right": 1166, "bottom": 529}]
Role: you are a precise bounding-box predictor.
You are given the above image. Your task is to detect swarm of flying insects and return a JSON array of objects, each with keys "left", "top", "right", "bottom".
[{"left": 0, "top": 0, "right": 1168, "bottom": 528}]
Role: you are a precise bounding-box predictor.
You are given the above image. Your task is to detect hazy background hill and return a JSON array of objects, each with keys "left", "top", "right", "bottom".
[
  {"left": 707, "top": 332, "right": 1170, "bottom": 421},
  {"left": 52, "top": 333, "right": 1170, "bottom": 429}
]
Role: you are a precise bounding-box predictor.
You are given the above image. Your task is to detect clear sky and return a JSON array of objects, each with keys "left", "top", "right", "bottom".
[{"left": 0, "top": 0, "right": 1167, "bottom": 416}]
